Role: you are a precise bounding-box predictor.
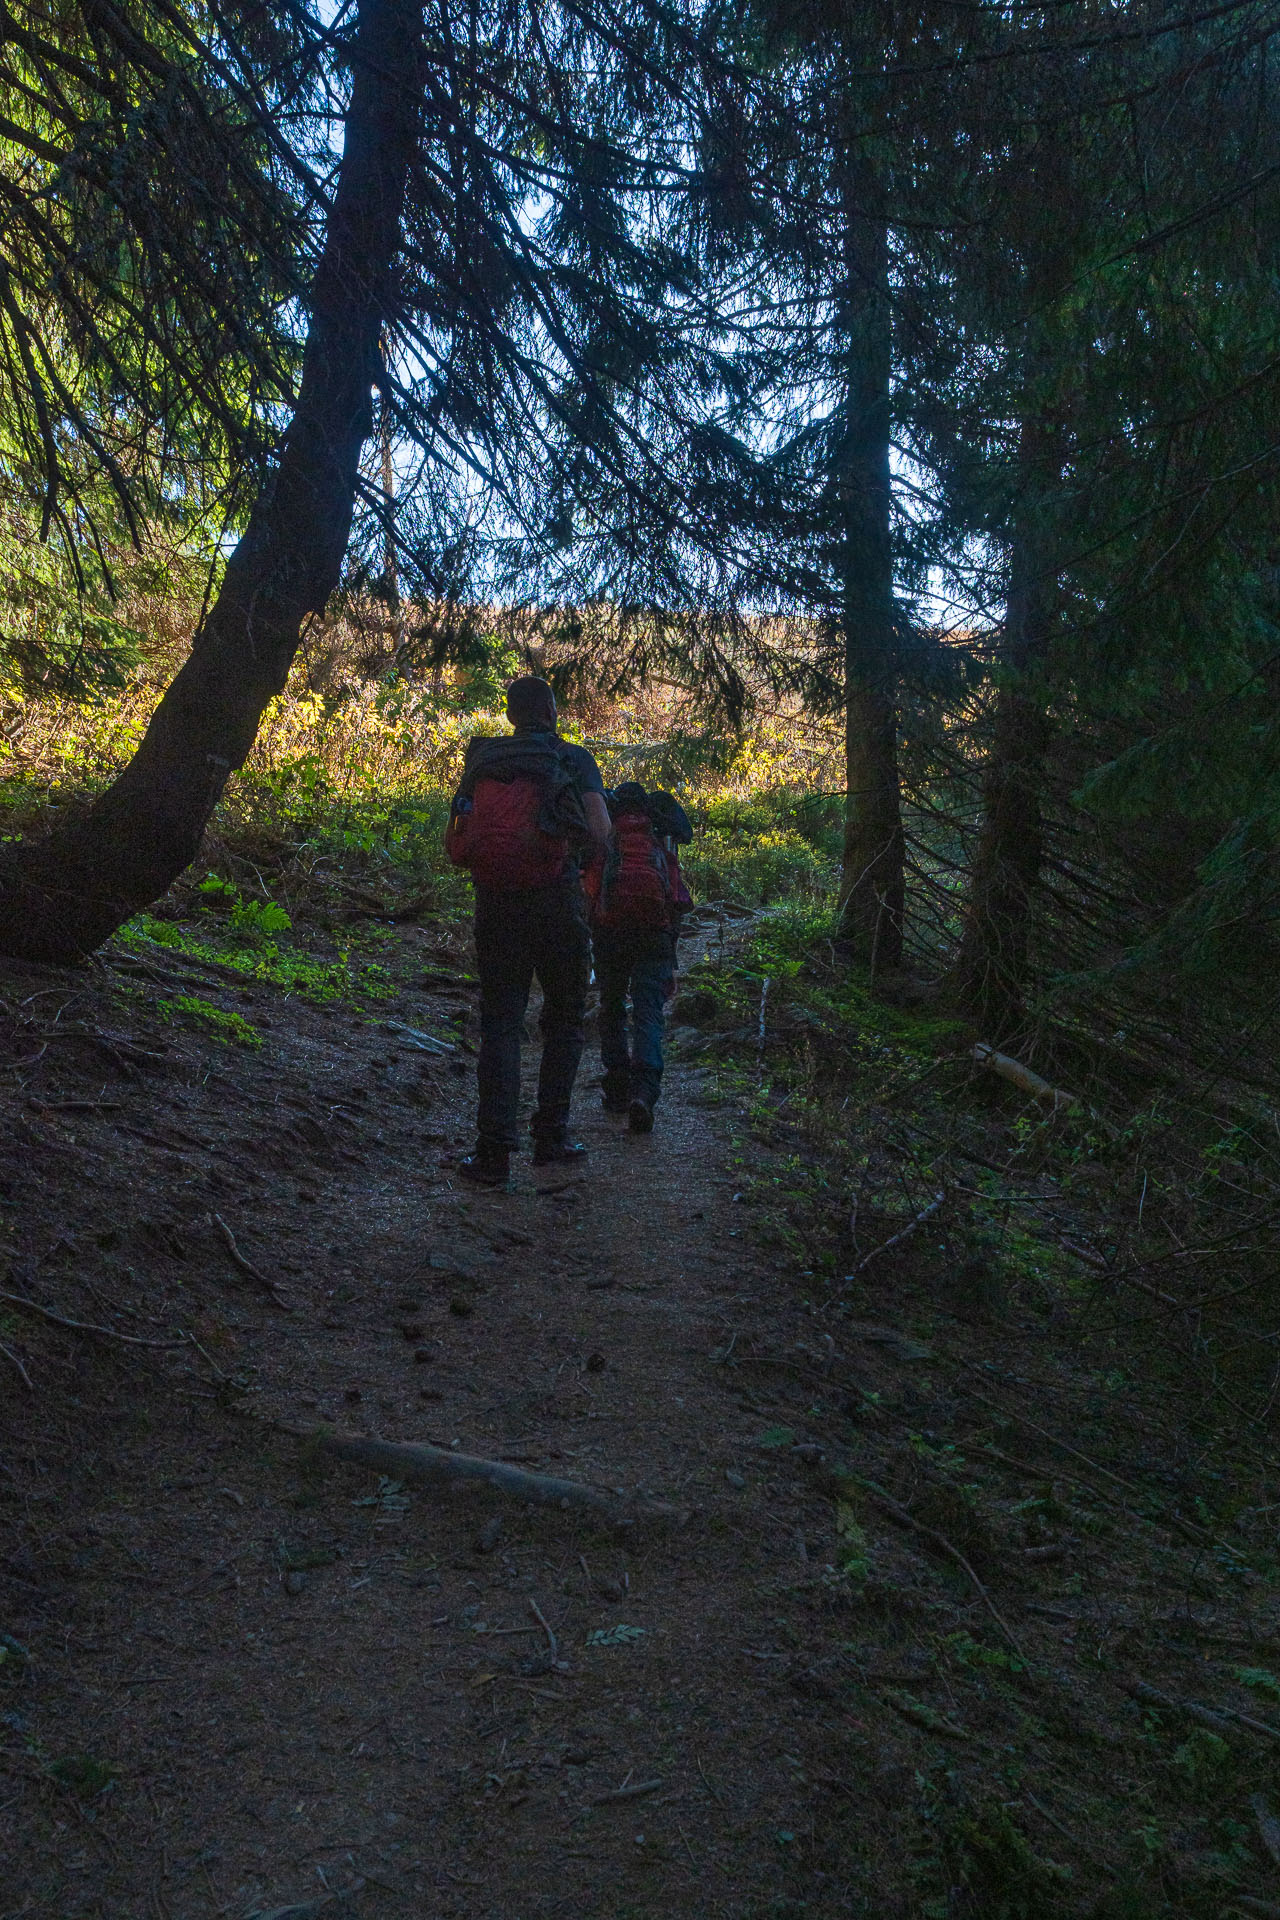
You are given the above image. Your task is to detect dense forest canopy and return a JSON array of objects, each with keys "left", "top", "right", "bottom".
[{"left": 0, "top": 0, "right": 1277, "bottom": 1042}]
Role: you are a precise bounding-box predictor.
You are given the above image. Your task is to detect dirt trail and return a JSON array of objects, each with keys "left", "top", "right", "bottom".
[
  {"left": 1, "top": 935, "right": 859, "bottom": 1920},
  {"left": 12, "top": 919, "right": 1280, "bottom": 1915}
]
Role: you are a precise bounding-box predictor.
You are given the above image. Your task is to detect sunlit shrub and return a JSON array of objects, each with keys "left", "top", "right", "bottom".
[{"left": 683, "top": 827, "right": 833, "bottom": 907}]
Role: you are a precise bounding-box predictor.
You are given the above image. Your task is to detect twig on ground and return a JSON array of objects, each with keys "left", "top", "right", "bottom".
[
  {"left": 280, "top": 1426, "right": 682, "bottom": 1525},
  {"left": 2, "top": 1045, "right": 47, "bottom": 1072},
  {"left": 850, "top": 1192, "right": 946, "bottom": 1275},
  {"left": 1022, "top": 1791, "right": 1110, "bottom": 1870},
  {"left": 592, "top": 1777, "right": 665, "bottom": 1805},
  {"left": 211, "top": 1214, "right": 291, "bottom": 1310},
  {"left": 0, "top": 1289, "right": 184, "bottom": 1350},
  {"left": 696, "top": 1752, "right": 727, "bottom": 1808},
  {"left": 0, "top": 1339, "right": 32, "bottom": 1390},
  {"left": 529, "top": 1597, "right": 558, "bottom": 1661}
]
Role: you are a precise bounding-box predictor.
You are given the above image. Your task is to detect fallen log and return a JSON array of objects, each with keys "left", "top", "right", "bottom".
[
  {"left": 282, "top": 1427, "right": 682, "bottom": 1526},
  {"left": 973, "top": 1042, "right": 1078, "bottom": 1112}
]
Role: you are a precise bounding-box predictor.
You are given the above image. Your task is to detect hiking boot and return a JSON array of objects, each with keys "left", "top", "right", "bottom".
[
  {"left": 457, "top": 1141, "right": 511, "bottom": 1187},
  {"left": 601, "top": 1071, "right": 629, "bottom": 1114},
  {"left": 532, "top": 1135, "right": 590, "bottom": 1167},
  {"left": 628, "top": 1098, "right": 655, "bottom": 1135}
]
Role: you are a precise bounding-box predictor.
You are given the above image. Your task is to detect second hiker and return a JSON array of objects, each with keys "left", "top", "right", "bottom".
[
  {"left": 446, "top": 675, "right": 610, "bottom": 1186},
  {"left": 587, "top": 781, "right": 693, "bottom": 1134}
]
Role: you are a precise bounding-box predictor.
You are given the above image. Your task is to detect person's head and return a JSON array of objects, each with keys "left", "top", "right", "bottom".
[{"left": 506, "top": 675, "right": 557, "bottom": 731}]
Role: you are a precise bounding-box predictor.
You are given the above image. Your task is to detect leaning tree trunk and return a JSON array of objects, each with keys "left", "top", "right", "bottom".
[
  {"left": 834, "top": 153, "right": 903, "bottom": 972},
  {"left": 950, "top": 476, "right": 1054, "bottom": 1037},
  {"left": 0, "top": 0, "right": 421, "bottom": 962}
]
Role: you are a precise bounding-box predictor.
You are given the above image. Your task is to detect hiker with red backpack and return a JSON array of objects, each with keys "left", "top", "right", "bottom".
[
  {"left": 587, "top": 781, "right": 693, "bottom": 1133},
  {"left": 446, "top": 676, "right": 611, "bottom": 1186}
]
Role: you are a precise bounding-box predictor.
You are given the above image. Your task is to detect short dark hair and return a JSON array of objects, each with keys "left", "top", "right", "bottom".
[{"left": 506, "top": 675, "right": 557, "bottom": 728}]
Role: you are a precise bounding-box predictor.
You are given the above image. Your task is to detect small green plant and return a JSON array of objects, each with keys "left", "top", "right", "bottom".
[
  {"left": 834, "top": 1500, "right": 870, "bottom": 1584},
  {"left": 941, "top": 1630, "right": 1026, "bottom": 1675},
  {"left": 1170, "top": 1727, "right": 1231, "bottom": 1787},
  {"left": 1235, "top": 1665, "right": 1280, "bottom": 1700},
  {"left": 46, "top": 1753, "right": 118, "bottom": 1797},
  {"left": 197, "top": 874, "right": 291, "bottom": 941},
  {"left": 230, "top": 897, "right": 292, "bottom": 940}
]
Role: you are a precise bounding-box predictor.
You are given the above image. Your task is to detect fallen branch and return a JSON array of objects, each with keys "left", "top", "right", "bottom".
[
  {"left": 212, "top": 1214, "right": 291, "bottom": 1311},
  {"left": 973, "top": 1042, "right": 1078, "bottom": 1112},
  {"left": 1, "top": 1043, "right": 47, "bottom": 1072},
  {"left": 849, "top": 1192, "right": 946, "bottom": 1275},
  {"left": 385, "top": 1019, "right": 455, "bottom": 1054},
  {"left": 1126, "top": 1677, "right": 1280, "bottom": 1745},
  {"left": 0, "top": 1288, "right": 185, "bottom": 1350},
  {"left": 284, "top": 1427, "right": 681, "bottom": 1525},
  {"left": 0, "top": 1337, "right": 32, "bottom": 1390},
  {"left": 958, "top": 1372, "right": 1214, "bottom": 1552},
  {"left": 860, "top": 1478, "right": 1029, "bottom": 1667}
]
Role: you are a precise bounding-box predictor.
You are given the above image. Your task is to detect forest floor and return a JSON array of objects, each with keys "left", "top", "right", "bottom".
[{"left": 3, "top": 905, "right": 1280, "bottom": 1919}]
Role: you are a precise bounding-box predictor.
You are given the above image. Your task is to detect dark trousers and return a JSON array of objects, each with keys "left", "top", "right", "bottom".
[
  {"left": 596, "top": 936, "right": 675, "bottom": 1107},
  {"left": 473, "top": 882, "right": 591, "bottom": 1149}
]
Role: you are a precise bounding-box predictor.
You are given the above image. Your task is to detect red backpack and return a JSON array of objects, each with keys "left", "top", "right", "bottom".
[
  {"left": 446, "top": 736, "right": 586, "bottom": 889},
  {"left": 590, "top": 806, "right": 692, "bottom": 932}
]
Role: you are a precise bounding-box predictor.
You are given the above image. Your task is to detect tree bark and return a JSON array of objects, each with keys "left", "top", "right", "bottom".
[
  {"left": 834, "top": 153, "right": 903, "bottom": 970},
  {"left": 0, "top": 0, "right": 421, "bottom": 961}
]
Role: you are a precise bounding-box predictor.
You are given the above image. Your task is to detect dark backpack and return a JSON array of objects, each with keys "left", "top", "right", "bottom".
[
  {"left": 446, "top": 735, "right": 589, "bottom": 889},
  {"left": 589, "top": 787, "right": 693, "bottom": 932}
]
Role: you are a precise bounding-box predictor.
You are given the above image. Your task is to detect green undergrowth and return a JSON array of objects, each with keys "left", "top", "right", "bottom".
[
  {"left": 681, "top": 793, "right": 841, "bottom": 907},
  {"left": 676, "top": 903, "right": 1280, "bottom": 1915},
  {"left": 117, "top": 912, "right": 398, "bottom": 1005}
]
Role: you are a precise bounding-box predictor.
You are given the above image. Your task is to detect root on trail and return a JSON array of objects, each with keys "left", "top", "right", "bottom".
[{"left": 283, "top": 1426, "right": 684, "bottom": 1525}]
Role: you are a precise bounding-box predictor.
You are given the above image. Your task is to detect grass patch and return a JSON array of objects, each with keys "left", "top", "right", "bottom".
[
  {"left": 154, "top": 993, "right": 262, "bottom": 1047},
  {"left": 119, "top": 912, "right": 395, "bottom": 1005}
]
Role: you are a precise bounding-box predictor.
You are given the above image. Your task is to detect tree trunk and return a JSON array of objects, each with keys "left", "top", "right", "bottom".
[
  {"left": 951, "top": 420, "right": 1055, "bottom": 1036},
  {"left": 834, "top": 154, "right": 903, "bottom": 970},
  {"left": 0, "top": 0, "right": 421, "bottom": 962}
]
